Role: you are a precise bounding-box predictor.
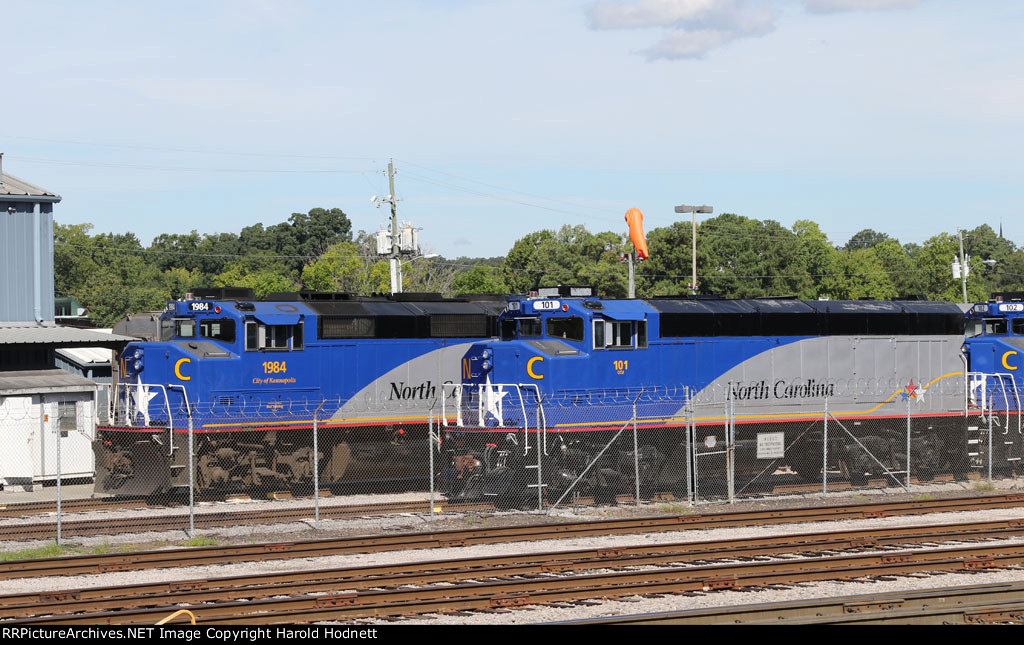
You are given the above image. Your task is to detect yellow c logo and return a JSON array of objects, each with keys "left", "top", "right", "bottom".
[
  {"left": 1002, "top": 350, "right": 1018, "bottom": 371},
  {"left": 526, "top": 356, "right": 545, "bottom": 380},
  {"left": 174, "top": 358, "right": 192, "bottom": 381}
]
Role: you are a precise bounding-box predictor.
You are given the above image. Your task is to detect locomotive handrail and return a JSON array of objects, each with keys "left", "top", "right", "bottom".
[
  {"left": 967, "top": 371, "right": 1022, "bottom": 436},
  {"left": 440, "top": 382, "right": 546, "bottom": 457},
  {"left": 113, "top": 381, "right": 178, "bottom": 457}
]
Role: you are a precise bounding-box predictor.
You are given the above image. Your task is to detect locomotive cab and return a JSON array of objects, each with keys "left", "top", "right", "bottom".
[{"left": 961, "top": 294, "right": 1024, "bottom": 472}]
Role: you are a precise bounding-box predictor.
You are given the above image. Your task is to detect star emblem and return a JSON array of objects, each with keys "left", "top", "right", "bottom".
[{"left": 902, "top": 380, "right": 918, "bottom": 400}]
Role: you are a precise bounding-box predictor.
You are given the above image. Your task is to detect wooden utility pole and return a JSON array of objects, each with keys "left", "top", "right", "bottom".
[{"left": 388, "top": 160, "right": 402, "bottom": 293}]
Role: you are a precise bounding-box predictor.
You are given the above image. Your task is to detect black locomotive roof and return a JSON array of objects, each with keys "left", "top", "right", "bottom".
[
  {"left": 301, "top": 298, "right": 503, "bottom": 317},
  {"left": 645, "top": 298, "right": 963, "bottom": 337}
]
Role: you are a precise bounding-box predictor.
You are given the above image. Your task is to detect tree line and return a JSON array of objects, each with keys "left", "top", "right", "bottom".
[{"left": 54, "top": 207, "right": 1023, "bottom": 327}]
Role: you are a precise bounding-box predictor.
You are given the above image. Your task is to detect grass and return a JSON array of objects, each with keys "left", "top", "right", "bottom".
[
  {"left": 657, "top": 503, "right": 695, "bottom": 515},
  {"left": 0, "top": 543, "right": 81, "bottom": 561},
  {"left": 973, "top": 481, "right": 996, "bottom": 492},
  {"left": 913, "top": 493, "right": 936, "bottom": 501},
  {"left": 180, "top": 536, "right": 221, "bottom": 547},
  {"left": 0, "top": 540, "right": 148, "bottom": 562}
]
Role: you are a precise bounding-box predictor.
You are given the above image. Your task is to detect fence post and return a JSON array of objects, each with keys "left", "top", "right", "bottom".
[
  {"left": 727, "top": 397, "right": 734, "bottom": 504},
  {"left": 429, "top": 411, "right": 435, "bottom": 521},
  {"left": 633, "top": 399, "right": 640, "bottom": 506},
  {"left": 823, "top": 398, "right": 828, "bottom": 497},
  {"left": 685, "top": 388, "right": 693, "bottom": 505},
  {"left": 989, "top": 408, "right": 994, "bottom": 484},
  {"left": 906, "top": 392, "right": 912, "bottom": 490},
  {"left": 188, "top": 404, "right": 194, "bottom": 538},
  {"left": 55, "top": 398, "right": 62, "bottom": 546},
  {"left": 313, "top": 399, "right": 325, "bottom": 530}
]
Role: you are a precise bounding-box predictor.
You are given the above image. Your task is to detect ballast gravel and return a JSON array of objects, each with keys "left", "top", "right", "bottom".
[{"left": 2, "top": 479, "right": 1024, "bottom": 624}]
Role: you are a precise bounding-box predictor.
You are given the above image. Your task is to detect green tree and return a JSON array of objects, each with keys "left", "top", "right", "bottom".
[
  {"left": 452, "top": 265, "right": 507, "bottom": 294},
  {"left": 215, "top": 253, "right": 297, "bottom": 298},
  {"left": 916, "top": 233, "right": 968, "bottom": 301},
  {"left": 844, "top": 229, "right": 890, "bottom": 251},
  {"left": 501, "top": 225, "right": 628, "bottom": 297}
]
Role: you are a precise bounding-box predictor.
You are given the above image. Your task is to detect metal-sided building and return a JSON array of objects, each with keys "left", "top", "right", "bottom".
[{"left": 0, "top": 156, "right": 134, "bottom": 490}]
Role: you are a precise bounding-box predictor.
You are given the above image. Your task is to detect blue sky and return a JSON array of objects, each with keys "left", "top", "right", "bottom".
[{"left": 2, "top": 0, "right": 1022, "bottom": 258}]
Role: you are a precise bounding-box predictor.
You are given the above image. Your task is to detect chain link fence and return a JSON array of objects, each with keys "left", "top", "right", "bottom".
[{"left": 2, "top": 375, "right": 1023, "bottom": 546}]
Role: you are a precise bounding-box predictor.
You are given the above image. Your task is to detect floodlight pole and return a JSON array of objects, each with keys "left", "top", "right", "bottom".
[{"left": 674, "top": 204, "right": 713, "bottom": 295}]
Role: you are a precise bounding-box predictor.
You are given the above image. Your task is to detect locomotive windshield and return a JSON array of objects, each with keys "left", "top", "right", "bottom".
[
  {"left": 546, "top": 316, "right": 584, "bottom": 341},
  {"left": 176, "top": 319, "right": 196, "bottom": 338},
  {"left": 499, "top": 316, "right": 543, "bottom": 340},
  {"left": 200, "top": 318, "right": 236, "bottom": 343}
]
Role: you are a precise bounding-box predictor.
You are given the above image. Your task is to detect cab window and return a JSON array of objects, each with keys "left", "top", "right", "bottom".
[
  {"left": 176, "top": 319, "right": 196, "bottom": 339},
  {"left": 593, "top": 319, "right": 647, "bottom": 350},
  {"left": 985, "top": 318, "right": 1008, "bottom": 335},
  {"left": 245, "top": 321, "right": 304, "bottom": 351},
  {"left": 546, "top": 317, "right": 583, "bottom": 342},
  {"left": 161, "top": 319, "right": 175, "bottom": 341},
  {"left": 519, "top": 318, "right": 542, "bottom": 337},
  {"left": 500, "top": 319, "right": 517, "bottom": 341},
  {"left": 1013, "top": 319, "right": 1024, "bottom": 335},
  {"left": 200, "top": 318, "right": 236, "bottom": 343}
]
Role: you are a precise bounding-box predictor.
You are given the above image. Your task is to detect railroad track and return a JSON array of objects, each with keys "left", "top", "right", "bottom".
[
  {"left": 1, "top": 516, "right": 1024, "bottom": 620},
  {"left": 0, "top": 497, "right": 150, "bottom": 518},
  {"left": 3, "top": 493, "right": 1024, "bottom": 582},
  {"left": 0, "top": 472, "right": 962, "bottom": 519},
  {"left": 7, "top": 524, "right": 1024, "bottom": 624},
  {"left": 0, "top": 499, "right": 497, "bottom": 541},
  {"left": 561, "top": 581, "right": 1024, "bottom": 625}
]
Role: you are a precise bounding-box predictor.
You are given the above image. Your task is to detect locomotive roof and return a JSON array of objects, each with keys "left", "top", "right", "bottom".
[
  {"left": 643, "top": 298, "right": 962, "bottom": 315},
  {"left": 297, "top": 297, "right": 505, "bottom": 318}
]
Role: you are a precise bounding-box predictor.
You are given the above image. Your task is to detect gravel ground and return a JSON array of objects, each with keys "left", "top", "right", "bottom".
[{"left": 2, "top": 478, "right": 1024, "bottom": 624}]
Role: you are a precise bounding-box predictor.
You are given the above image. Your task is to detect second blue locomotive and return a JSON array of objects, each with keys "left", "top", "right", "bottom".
[{"left": 440, "top": 287, "right": 1024, "bottom": 499}]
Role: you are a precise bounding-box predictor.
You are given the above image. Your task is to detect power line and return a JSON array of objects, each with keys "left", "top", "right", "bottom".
[
  {"left": 9, "top": 155, "right": 380, "bottom": 175},
  {"left": 1, "top": 134, "right": 379, "bottom": 161}
]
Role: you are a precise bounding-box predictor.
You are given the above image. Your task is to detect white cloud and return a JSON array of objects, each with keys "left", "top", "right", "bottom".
[
  {"left": 586, "top": 0, "right": 928, "bottom": 60},
  {"left": 585, "top": 0, "right": 777, "bottom": 59},
  {"left": 802, "top": 0, "right": 925, "bottom": 13}
]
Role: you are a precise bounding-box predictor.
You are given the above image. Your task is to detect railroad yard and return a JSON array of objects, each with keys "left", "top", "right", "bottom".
[{"left": 2, "top": 478, "right": 1024, "bottom": 625}]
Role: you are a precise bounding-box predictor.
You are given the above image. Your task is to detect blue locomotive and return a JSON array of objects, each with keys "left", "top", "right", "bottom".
[
  {"left": 95, "top": 287, "right": 506, "bottom": 495},
  {"left": 961, "top": 292, "right": 1024, "bottom": 466},
  {"left": 440, "top": 287, "right": 1024, "bottom": 499}
]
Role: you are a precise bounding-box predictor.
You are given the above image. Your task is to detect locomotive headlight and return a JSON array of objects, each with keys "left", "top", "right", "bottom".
[
  {"left": 482, "top": 360, "right": 492, "bottom": 371},
  {"left": 133, "top": 360, "right": 144, "bottom": 372},
  {"left": 132, "top": 349, "right": 142, "bottom": 359},
  {"left": 481, "top": 349, "right": 491, "bottom": 360}
]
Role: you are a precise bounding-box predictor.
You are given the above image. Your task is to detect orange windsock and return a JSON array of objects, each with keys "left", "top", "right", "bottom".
[{"left": 625, "top": 208, "right": 649, "bottom": 260}]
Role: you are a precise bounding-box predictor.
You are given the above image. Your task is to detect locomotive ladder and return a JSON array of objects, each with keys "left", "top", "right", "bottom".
[
  {"left": 440, "top": 382, "right": 548, "bottom": 457},
  {"left": 440, "top": 382, "right": 549, "bottom": 508},
  {"left": 966, "top": 372, "right": 1023, "bottom": 469}
]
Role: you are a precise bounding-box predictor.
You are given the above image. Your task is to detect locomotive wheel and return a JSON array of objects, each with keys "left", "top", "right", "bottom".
[{"left": 844, "top": 434, "right": 898, "bottom": 486}]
